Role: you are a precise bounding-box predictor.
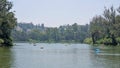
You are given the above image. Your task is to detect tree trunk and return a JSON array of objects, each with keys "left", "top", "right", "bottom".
[
  {"left": 92, "top": 33, "right": 95, "bottom": 44},
  {"left": 111, "top": 34, "right": 117, "bottom": 46}
]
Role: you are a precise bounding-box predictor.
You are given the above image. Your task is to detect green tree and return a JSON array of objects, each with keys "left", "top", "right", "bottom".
[
  {"left": 0, "top": 0, "right": 17, "bottom": 46},
  {"left": 90, "top": 16, "right": 105, "bottom": 44},
  {"left": 103, "top": 6, "right": 117, "bottom": 46},
  {"left": 89, "top": 6, "right": 120, "bottom": 46}
]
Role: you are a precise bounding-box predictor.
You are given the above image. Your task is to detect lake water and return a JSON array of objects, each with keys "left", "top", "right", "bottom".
[{"left": 0, "top": 43, "right": 120, "bottom": 68}]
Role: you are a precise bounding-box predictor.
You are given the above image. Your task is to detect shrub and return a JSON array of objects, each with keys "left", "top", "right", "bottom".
[
  {"left": 116, "top": 37, "right": 120, "bottom": 45},
  {"left": 84, "top": 38, "right": 92, "bottom": 44},
  {"left": 103, "top": 38, "right": 112, "bottom": 45}
]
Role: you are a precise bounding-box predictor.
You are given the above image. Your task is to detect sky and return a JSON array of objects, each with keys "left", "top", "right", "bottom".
[{"left": 10, "top": 0, "right": 120, "bottom": 27}]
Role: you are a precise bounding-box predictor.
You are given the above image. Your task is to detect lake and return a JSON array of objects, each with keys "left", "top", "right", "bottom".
[{"left": 0, "top": 43, "right": 120, "bottom": 68}]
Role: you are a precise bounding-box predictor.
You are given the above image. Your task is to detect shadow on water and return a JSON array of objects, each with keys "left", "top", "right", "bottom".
[{"left": 0, "top": 47, "right": 14, "bottom": 68}]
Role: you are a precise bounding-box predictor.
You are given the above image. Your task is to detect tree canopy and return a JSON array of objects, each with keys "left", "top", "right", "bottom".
[
  {"left": 12, "top": 23, "right": 89, "bottom": 43},
  {"left": 0, "top": 0, "right": 17, "bottom": 46},
  {"left": 89, "top": 6, "right": 120, "bottom": 46}
]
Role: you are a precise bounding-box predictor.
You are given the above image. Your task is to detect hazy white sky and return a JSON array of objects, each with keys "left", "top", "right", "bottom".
[{"left": 10, "top": 0, "right": 120, "bottom": 27}]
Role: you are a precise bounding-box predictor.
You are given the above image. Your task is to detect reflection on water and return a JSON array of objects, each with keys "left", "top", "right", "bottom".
[
  {"left": 91, "top": 46, "right": 120, "bottom": 68},
  {"left": 0, "top": 47, "right": 13, "bottom": 68},
  {"left": 0, "top": 43, "right": 120, "bottom": 68}
]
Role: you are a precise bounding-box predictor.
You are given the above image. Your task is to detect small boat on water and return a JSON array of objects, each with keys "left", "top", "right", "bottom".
[
  {"left": 40, "top": 47, "right": 44, "bottom": 49},
  {"left": 33, "top": 44, "right": 36, "bottom": 46}
]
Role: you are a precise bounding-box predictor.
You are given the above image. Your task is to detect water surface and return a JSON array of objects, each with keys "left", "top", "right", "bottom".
[{"left": 0, "top": 43, "right": 120, "bottom": 68}]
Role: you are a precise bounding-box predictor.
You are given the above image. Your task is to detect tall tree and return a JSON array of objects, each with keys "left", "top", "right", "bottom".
[
  {"left": 0, "top": 0, "right": 17, "bottom": 46},
  {"left": 103, "top": 6, "right": 117, "bottom": 45},
  {"left": 90, "top": 16, "right": 105, "bottom": 44},
  {"left": 89, "top": 6, "right": 120, "bottom": 46}
]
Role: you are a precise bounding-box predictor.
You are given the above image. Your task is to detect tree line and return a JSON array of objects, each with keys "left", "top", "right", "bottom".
[
  {"left": 1, "top": 0, "right": 120, "bottom": 46},
  {"left": 12, "top": 23, "right": 89, "bottom": 43},
  {"left": 11, "top": 6, "right": 120, "bottom": 46}
]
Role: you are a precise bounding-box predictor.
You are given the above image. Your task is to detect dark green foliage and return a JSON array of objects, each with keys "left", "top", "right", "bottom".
[
  {"left": 12, "top": 23, "right": 89, "bottom": 43},
  {"left": 84, "top": 38, "right": 92, "bottom": 44},
  {"left": 0, "top": 0, "right": 17, "bottom": 46},
  {"left": 90, "top": 6, "right": 120, "bottom": 46}
]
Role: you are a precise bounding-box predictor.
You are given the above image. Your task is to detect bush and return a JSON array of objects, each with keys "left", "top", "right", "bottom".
[
  {"left": 103, "top": 38, "right": 112, "bottom": 45},
  {"left": 96, "top": 39, "right": 104, "bottom": 44},
  {"left": 116, "top": 37, "right": 120, "bottom": 45},
  {"left": 84, "top": 38, "right": 92, "bottom": 44}
]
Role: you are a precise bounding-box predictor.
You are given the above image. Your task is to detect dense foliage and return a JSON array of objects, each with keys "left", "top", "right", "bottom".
[
  {"left": 89, "top": 6, "right": 120, "bottom": 46},
  {"left": 0, "top": 0, "right": 17, "bottom": 46},
  {"left": 12, "top": 23, "right": 89, "bottom": 43}
]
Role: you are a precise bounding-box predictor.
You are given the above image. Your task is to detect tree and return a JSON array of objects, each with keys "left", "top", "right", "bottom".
[
  {"left": 90, "top": 16, "right": 105, "bottom": 44},
  {"left": 0, "top": 0, "right": 17, "bottom": 46},
  {"left": 89, "top": 6, "right": 120, "bottom": 46},
  {"left": 103, "top": 6, "right": 117, "bottom": 46}
]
